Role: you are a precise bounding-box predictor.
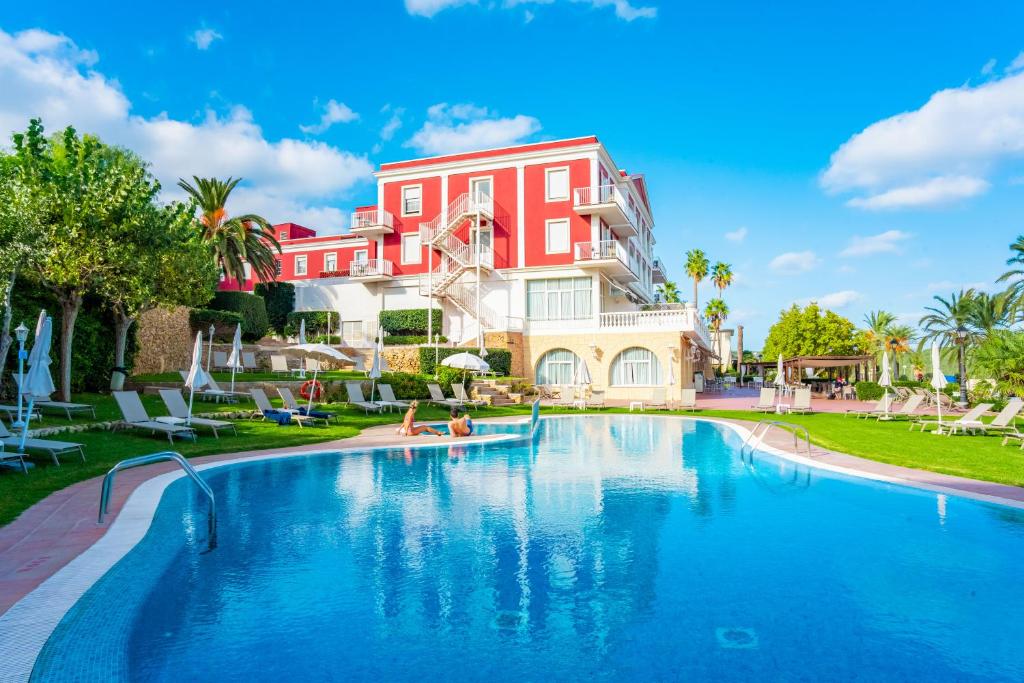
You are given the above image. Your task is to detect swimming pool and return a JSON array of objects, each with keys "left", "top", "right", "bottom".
[{"left": 27, "top": 416, "right": 1024, "bottom": 681}]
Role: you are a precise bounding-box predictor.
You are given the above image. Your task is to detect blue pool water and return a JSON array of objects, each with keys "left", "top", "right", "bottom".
[{"left": 34, "top": 416, "right": 1024, "bottom": 681}]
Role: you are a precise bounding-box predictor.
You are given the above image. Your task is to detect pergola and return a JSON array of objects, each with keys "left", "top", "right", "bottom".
[{"left": 745, "top": 354, "right": 874, "bottom": 384}]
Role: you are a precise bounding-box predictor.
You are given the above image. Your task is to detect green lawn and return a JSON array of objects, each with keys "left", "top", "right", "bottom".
[
  {"left": 132, "top": 370, "right": 368, "bottom": 383},
  {"left": 3, "top": 398, "right": 1023, "bottom": 529}
]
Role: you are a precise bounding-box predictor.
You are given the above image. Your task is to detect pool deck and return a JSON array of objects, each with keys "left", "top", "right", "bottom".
[{"left": 2, "top": 411, "right": 1023, "bottom": 621}]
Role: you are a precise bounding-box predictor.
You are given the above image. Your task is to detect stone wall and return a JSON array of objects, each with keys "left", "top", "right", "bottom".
[
  {"left": 133, "top": 306, "right": 193, "bottom": 375},
  {"left": 382, "top": 346, "right": 421, "bottom": 373},
  {"left": 483, "top": 331, "right": 525, "bottom": 377}
]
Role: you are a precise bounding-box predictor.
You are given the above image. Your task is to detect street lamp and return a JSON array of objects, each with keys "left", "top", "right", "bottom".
[
  {"left": 13, "top": 322, "right": 29, "bottom": 429},
  {"left": 954, "top": 325, "right": 969, "bottom": 407}
]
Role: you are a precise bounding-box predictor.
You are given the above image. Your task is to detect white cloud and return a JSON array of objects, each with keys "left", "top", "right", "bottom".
[
  {"left": 1007, "top": 51, "right": 1024, "bottom": 73},
  {"left": 821, "top": 69, "right": 1024, "bottom": 209},
  {"left": 189, "top": 27, "right": 222, "bottom": 50},
  {"left": 799, "top": 290, "right": 862, "bottom": 309},
  {"left": 299, "top": 99, "right": 359, "bottom": 135},
  {"left": 839, "top": 229, "right": 911, "bottom": 257},
  {"left": 769, "top": 250, "right": 821, "bottom": 274},
  {"left": 406, "top": 102, "right": 541, "bottom": 155},
  {"left": 924, "top": 280, "right": 990, "bottom": 294},
  {"left": 380, "top": 107, "right": 404, "bottom": 141},
  {"left": 724, "top": 226, "right": 748, "bottom": 243},
  {"left": 406, "top": 0, "right": 656, "bottom": 20},
  {"left": 981, "top": 58, "right": 997, "bottom": 76},
  {"left": 0, "top": 27, "right": 373, "bottom": 230}
]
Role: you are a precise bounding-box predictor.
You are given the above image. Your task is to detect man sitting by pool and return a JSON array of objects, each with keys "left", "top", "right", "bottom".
[
  {"left": 397, "top": 401, "right": 443, "bottom": 437},
  {"left": 448, "top": 407, "right": 473, "bottom": 438}
]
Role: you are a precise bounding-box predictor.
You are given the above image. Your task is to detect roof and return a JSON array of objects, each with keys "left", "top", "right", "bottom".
[{"left": 378, "top": 136, "right": 600, "bottom": 172}]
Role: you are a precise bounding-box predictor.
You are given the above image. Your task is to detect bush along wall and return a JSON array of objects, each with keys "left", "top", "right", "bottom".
[
  {"left": 383, "top": 335, "right": 448, "bottom": 346},
  {"left": 854, "top": 381, "right": 884, "bottom": 401},
  {"left": 419, "top": 347, "right": 512, "bottom": 376},
  {"left": 210, "top": 291, "right": 270, "bottom": 341},
  {"left": 254, "top": 282, "right": 295, "bottom": 336},
  {"left": 189, "top": 309, "right": 244, "bottom": 341},
  {"left": 284, "top": 311, "right": 333, "bottom": 338},
  {"left": 380, "top": 308, "right": 442, "bottom": 337}
]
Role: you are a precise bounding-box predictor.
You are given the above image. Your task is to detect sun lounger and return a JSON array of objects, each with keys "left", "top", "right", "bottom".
[
  {"left": 648, "top": 387, "right": 668, "bottom": 409},
  {"left": 751, "top": 388, "right": 776, "bottom": 412},
  {"left": 452, "top": 383, "right": 485, "bottom": 407},
  {"left": 158, "top": 389, "right": 236, "bottom": 438},
  {"left": 377, "top": 384, "right": 411, "bottom": 411},
  {"left": 427, "top": 383, "right": 461, "bottom": 408},
  {"left": 945, "top": 399, "right": 1022, "bottom": 436},
  {"left": 0, "top": 443, "right": 27, "bottom": 474},
  {"left": 249, "top": 388, "right": 316, "bottom": 427},
  {"left": 586, "top": 389, "right": 606, "bottom": 408},
  {"left": 0, "top": 421, "right": 83, "bottom": 466},
  {"left": 270, "top": 354, "right": 300, "bottom": 376},
  {"left": 0, "top": 404, "right": 40, "bottom": 423},
  {"left": 910, "top": 403, "right": 993, "bottom": 434},
  {"left": 179, "top": 371, "right": 250, "bottom": 403},
  {"left": 879, "top": 394, "right": 925, "bottom": 421},
  {"left": 789, "top": 387, "right": 814, "bottom": 414},
  {"left": 213, "top": 351, "right": 230, "bottom": 371},
  {"left": 113, "top": 391, "right": 196, "bottom": 443},
  {"left": 345, "top": 382, "right": 383, "bottom": 414},
  {"left": 845, "top": 394, "right": 893, "bottom": 419},
  {"left": 555, "top": 385, "right": 577, "bottom": 408},
  {"left": 242, "top": 351, "right": 258, "bottom": 371},
  {"left": 677, "top": 388, "right": 698, "bottom": 412},
  {"left": 10, "top": 380, "right": 96, "bottom": 420},
  {"left": 277, "top": 387, "right": 333, "bottom": 424}
]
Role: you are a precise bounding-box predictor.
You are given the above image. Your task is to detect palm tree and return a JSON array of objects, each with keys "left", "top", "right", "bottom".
[
  {"left": 969, "top": 290, "right": 1011, "bottom": 334},
  {"left": 657, "top": 280, "right": 681, "bottom": 304},
  {"left": 177, "top": 176, "right": 281, "bottom": 286},
  {"left": 919, "top": 290, "right": 978, "bottom": 406},
  {"left": 710, "top": 262, "right": 733, "bottom": 298},
  {"left": 685, "top": 249, "right": 709, "bottom": 308},
  {"left": 861, "top": 310, "right": 895, "bottom": 380},
  {"left": 704, "top": 297, "right": 729, "bottom": 362},
  {"left": 885, "top": 324, "right": 914, "bottom": 379},
  {"left": 997, "top": 235, "right": 1024, "bottom": 315}
]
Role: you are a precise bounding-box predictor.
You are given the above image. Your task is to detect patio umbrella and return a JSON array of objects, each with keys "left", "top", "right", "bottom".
[
  {"left": 184, "top": 331, "right": 210, "bottom": 425},
  {"left": 368, "top": 329, "right": 385, "bottom": 404},
  {"left": 19, "top": 314, "right": 55, "bottom": 451},
  {"left": 573, "top": 358, "right": 592, "bottom": 390},
  {"left": 930, "top": 342, "right": 948, "bottom": 433},
  {"left": 441, "top": 351, "right": 491, "bottom": 384},
  {"left": 775, "top": 354, "right": 785, "bottom": 407},
  {"left": 297, "top": 319, "right": 308, "bottom": 378},
  {"left": 878, "top": 352, "right": 892, "bottom": 420},
  {"left": 226, "top": 323, "right": 243, "bottom": 392},
  {"left": 283, "top": 343, "right": 354, "bottom": 415}
]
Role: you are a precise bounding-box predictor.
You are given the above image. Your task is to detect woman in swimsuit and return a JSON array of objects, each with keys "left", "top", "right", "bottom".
[{"left": 397, "top": 401, "right": 443, "bottom": 437}]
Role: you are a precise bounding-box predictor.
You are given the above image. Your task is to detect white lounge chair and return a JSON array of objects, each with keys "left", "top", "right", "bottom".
[
  {"left": 845, "top": 394, "right": 893, "bottom": 419},
  {"left": 586, "top": 389, "right": 606, "bottom": 408},
  {"left": 427, "top": 383, "right": 461, "bottom": 408},
  {"left": 452, "top": 383, "right": 485, "bottom": 407},
  {"left": 270, "top": 354, "right": 297, "bottom": 376},
  {"left": 249, "top": 388, "right": 317, "bottom": 427},
  {"left": 0, "top": 421, "right": 84, "bottom": 466},
  {"left": 306, "top": 358, "right": 322, "bottom": 373},
  {"left": 648, "top": 387, "right": 668, "bottom": 409},
  {"left": 751, "top": 388, "right": 776, "bottom": 412},
  {"left": 242, "top": 351, "right": 258, "bottom": 371},
  {"left": 158, "top": 389, "right": 236, "bottom": 438},
  {"left": 677, "top": 388, "right": 698, "bottom": 412},
  {"left": 345, "top": 382, "right": 383, "bottom": 414},
  {"left": 277, "top": 387, "right": 333, "bottom": 424},
  {"left": 880, "top": 394, "right": 925, "bottom": 421},
  {"left": 947, "top": 399, "right": 1023, "bottom": 436},
  {"left": 911, "top": 403, "right": 994, "bottom": 434},
  {"left": 377, "top": 384, "right": 411, "bottom": 411},
  {"left": 789, "top": 387, "right": 813, "bottom": 414},
  {"left": 113, "top": 391, "right": 196, "bottom": 443},
  {"left": 555, "top": 385, "right": 576, "bottom": 407},
  {"left": 213, "top": 351, "right": 230, "bottom": 371}
]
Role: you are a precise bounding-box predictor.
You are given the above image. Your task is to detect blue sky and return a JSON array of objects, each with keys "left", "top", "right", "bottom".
[{"left": 2, "top": 1, "right": 1022, "bottom": 346}]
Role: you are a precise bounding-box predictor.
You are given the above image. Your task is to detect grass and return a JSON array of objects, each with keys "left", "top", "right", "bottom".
[
  {"left": 132, "top": 370, "right": 368, "bottom": 383},
  {"left": 3, "top": 396, "right": 1024, "bottom": 529}
]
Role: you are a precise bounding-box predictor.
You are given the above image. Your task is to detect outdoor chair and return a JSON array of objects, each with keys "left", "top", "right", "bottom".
[
  {"left": 0, "top": 443, "right": 27, "bottom": 474},
  {"left": 158, "top": 389, "right": 236, "bottom": 438},
  {"left": 789, "top": 387, "right": 814, "bottom": 414},
  {"left": 270, "top": 354, "right": 301, "bottom": 376},
  {"left": 11, "top": 380, "right": 97, "bottom": 420},
  {"left": 0, "top": 404, "right": 40, "bottom": 423},
  {"left": 249, "top": 388, "right": 316, "bottom": 427},
  {"left": 881, "top": 394, "right": 925, "bottom": 420},
  {"left": 345, "top": 382, "right": 383, "bottom": 414},
  {"left": 307, "top": 358, "right": 322, "bottom": 374},
  {"left": 278, "top": 387, "right": 334, "bottom": 424},
  {"left": 751, "top": 388, "right": 776, "bottom": 412},
  {"left": 377, "top": 384, "right": 411, "bottom": 411},
  {"left": 910, "top": 403, "right": 993, "bottom": 434},
  {"left": 677, "top": 388, "right": 698, "bottom": 412},
  {"left": 555, "top": 385, "right": 577, "bottom": 407},
  {"left": 112, "top": 391, "right": 196, "bottom": 443},
  {"left": 213, "top": 351, "right": 230, "bottom": 370},
  {"left": 648, "top": 387, "right": 668, "bottom": 409},
  {"left": 586, "top": 389, "right": 606, "bottom": 408},
  {"left": 0, "top": 421, "right": 85, "bottom": 466},
  {"left": 203, "top": 376, "right": 251, "bottom": 403},
  {"left": 845, "top": 394, "right": 893, "bottom": 419},
  {"left": 242, "top": 351, "right": 258, "bottom": 371},
  {"left": 948, "top": 398, "right": 1023, "bottom": 437},
  {"left": 452, "top": 383, "right": 485, "bottom": 407},
  {"left": 427, "top": 383, "right": 462, "bottom": 408}
]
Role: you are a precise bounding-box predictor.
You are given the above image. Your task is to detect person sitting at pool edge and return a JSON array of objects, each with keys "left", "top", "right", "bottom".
[
  {"left": 449, "top": 407, "right": 473, "bottom": 438},
  {"left": 397, "top": 401, "right": 442, "bottom": 437}
]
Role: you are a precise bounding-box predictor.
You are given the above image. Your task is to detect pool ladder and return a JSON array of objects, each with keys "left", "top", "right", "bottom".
[
  {"left": 98, "top": 451, "right": 217, "bottom": 551},
  {"left": 741, "top": 420, "right": 813, "bottom": 457}
]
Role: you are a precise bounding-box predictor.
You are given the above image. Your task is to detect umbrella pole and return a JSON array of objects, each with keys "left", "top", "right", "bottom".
[
  {"left": 187, "top": 387, "right": 195, "bottom": 426},
  {"left": 308, "top": 367, "right": 318, "bottom": 415},
  {"left": 936, "top": 389, "right": 943, "bottom": 434},
  {"left": 19, "top": 398, "right": 35, "bottom": 452},
  {"left": 231, "top": 365, "right": 237, "bottom": 393}
]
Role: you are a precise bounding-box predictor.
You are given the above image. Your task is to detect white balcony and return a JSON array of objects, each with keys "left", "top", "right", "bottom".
[
  {"left": 349, "top": 258, "right": 394, "bottom": 282},
  {"left": 572, "top": 185, "right": 638, "bottom": 238},
  {"left": 598, "top": 306, "right": 712, "bottom": 349},
  {"left": 652, "top": 258, "right": 667, "bottom": 284},
  {"left": 574, "top": 240, "right": 637, "bottom": 281},
  {"left": 349, "top": 208, "right": 395, "bottom": 237}
]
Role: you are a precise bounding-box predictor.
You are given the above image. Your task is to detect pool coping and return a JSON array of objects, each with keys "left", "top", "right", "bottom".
[{"left": 1, "top": 414, "right": 1023, "bottom": 682}]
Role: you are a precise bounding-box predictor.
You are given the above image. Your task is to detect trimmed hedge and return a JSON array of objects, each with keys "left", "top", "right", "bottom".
[
  {"left": 254, "top": 282, "right": 295, "bottom": 335},
  {"left": 380, "top": 308, "right": 442, "bottom": 336},
  {"left": 211, "top": 291, "right": 269, "bottom": 341},
  {"left": 854, "top": 381, "right": 884, "bottom": 401},
  {"left": 188, "top": 309, "right": 245, "bottom": 341},
  {"left": 383, "top": 335, "right": 448, "bottom": 346},
  {"left": 419, "top": 347, "right": 511, "bottom": 376}
]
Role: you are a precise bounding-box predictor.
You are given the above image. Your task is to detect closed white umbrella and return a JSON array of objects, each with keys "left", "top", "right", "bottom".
[
  {"left": 667, "top": 361, "right": 677, "bottom": 408},
  {"left": 184, "top": 332, "right": 210, "bottom": 424},
  {"left": 297, "top": 319, "right": 308, "bottom": 378},
  {"left": 930, "top": 342, "right": 949, "bottom": 433},
  {"left": 284, "top": 343, "right": 354, "bottom": 414},
  {"left": 19, "top": 315, "right": 55, "bottom": 451},
  {"left": 878, "top": 352, "right": 892, "bottom": 420},
  {"left": 573, "top": 359, "right": 592, "bottom": 388},
  {"left": 227, "top": 324, "right": 243, "bottom": 392},
  {"left": 368, "top": 328, "right": 385, "bottom": 404},
  {"left": 775, "top": 354, "right": 785, "bottom": 407}
]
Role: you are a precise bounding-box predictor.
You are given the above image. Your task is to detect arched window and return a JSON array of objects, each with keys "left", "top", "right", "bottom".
[
  {"left": 610, "top": 347, "right": 663, "bottom": 386},
  {"left": 535, "top": 348, "right": 580, "bottom": 386}
]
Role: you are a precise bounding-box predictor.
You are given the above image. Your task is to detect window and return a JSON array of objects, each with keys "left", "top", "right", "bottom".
[
  {"left": 536, "top": 349, "right": 581, "bottom": 386},
  {"left": 470, "top": 177, "right": 492, "bottom": 202},
  {"left": 274, "top": 259, "right": 282, "bottom": 276},
  {"left": 611, "top": 347, "right": 663, "bottom": 386},
  {"left": 545, "top": 167, "right": 569, "bottom": 201},
  {"left": 243, "top": 263, "right": 252, "bottom": 280},
  {"left": 279, "top": 229, "right": 289, "bottom": 241},
  {"left": 526, "top": 277, "right": 592, "bottom": 321},
  {"left": 353, "top": 249, "right": 368, "bottom": 263},
  {"left": 324, "top": 253, "right": 337, "bottom": 272},
  {"left": 341, "top": 321, "right": 363, "bottom": 343},
  {"left": 401, "top": 233, "right": 422, "bottom": 264},
  {"left": 295, "top": 255, "right": 307, "bottom": 276},
  {"left": 401, "top": 185, "right": 422, "bottom": 216},
  {"left": 545, "top": 219, "right": 570, "bottom": 254}
]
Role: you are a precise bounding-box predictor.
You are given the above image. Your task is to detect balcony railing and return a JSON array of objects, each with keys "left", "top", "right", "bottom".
[
  {"left": 598, "top": 307, "right": 712, "bottom": 348},
  {"left": 572, "top": 185, "right": 639, "bottom": 236},
  {"left": 349, "top": 258, "right": 393, "bottom": 279},
  {"left": 349, "top": 208, "right": 395, "bottom": 234},
  {"left": 574, "top": 240, "right": 629, "bottom": 265}
]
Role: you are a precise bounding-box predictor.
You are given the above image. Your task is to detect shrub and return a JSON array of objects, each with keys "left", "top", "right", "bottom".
[
  {"left": 854, "top": 381, "right": 884, "bottom": 401},
  {"left": 435, "top": 367, "right": 471, "bottom": 395},
  {"left": 284, "top": 311, "right": 332, "bottom": 338},
  {"left": 379, "top": 308, "right": 442, "bottom": 336},
  {"left": 310, "top": 334, "right": 341, "bottom": 345},
  {"left": 383, "top": 335, "right": 447, "bottom": 346},
  {"left": 188, "top": 309, "right": 244, "bottom": 341},
  {"left": 378, "top": 372, "right": 431, "bottom": 400},
  {"left": 211, "top": 291, "right": 269, "bottom": 341},
  {"left": 254, "top": 282, "right": 295, "bottom": 335},
  {"left": 419, "top": 347, "right": 511, "bottom": 376}
]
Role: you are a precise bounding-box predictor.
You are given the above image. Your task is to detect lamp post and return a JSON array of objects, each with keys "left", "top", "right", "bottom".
[
  {"left": 13, "top": 322, "right": 28, "bottom": 429},
  {"left": 954, "top": 325, "right": 969, "bottom": 407},
  {"left": 206, "top": 324, "right": 215, "bottom": 373}
]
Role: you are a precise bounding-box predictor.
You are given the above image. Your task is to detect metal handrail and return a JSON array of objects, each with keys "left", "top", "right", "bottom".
[
  {"left": 741, "top": 419, "right": 813, "bottom": 457},
  {"left": 98, "top": 451, "right": 217, "bottom": 550}
]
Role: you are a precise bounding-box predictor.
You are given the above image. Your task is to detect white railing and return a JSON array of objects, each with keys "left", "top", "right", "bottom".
[
  {"left": 349, "top": 208, "right": 395, "bottom": 231},
  {"left": 446, "top": 281, "right": 497, "bottom": 329},
  {"left": 599, "top": 308, "right": 712, "bottom": 347},
  {"left": 349, "top": 258, "right": 393, "bottom": 278},
  {"left": 574, "top": 240, "right": 630, "bottom": 265},
  {"left": 420, "top": 191, "right": 494, "bottom": 245},
  {"left": 573, "top": 185, "right": 640, "bottom": 232}
]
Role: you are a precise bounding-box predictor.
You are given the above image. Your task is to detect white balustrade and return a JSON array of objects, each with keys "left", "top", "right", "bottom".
[
  {"left": 349, "top": 258, "right": 393, "bottom": 278},
  {"left": 349, "top": 208, "right": 395, "bottom": 231}
]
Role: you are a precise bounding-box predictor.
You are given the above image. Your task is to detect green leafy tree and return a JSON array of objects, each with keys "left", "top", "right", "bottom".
[
  {"left": 972, "top": 330, "right": 1024, "bottom": 396},
  {"left": 762, "top": 303, "right": 859, "bottom": 359},
  {"left": 657, "top": 280, "right": 681, "bottom": 304},
  {"left": 710, "top": 261, "right": 733, "bottom": 298},
  {"left": 177, "top": 176, "right": 281, "bottom": 286},
  {"left": 704, "top": 297, "right": 730, "bottom": 356},
  {"left": 684, "top": 249, "right": 709, "bottom": 308},
  {"left": 968, "top": 290, "right": 1012, "bottom": 334},
  {"left": 919, "top": 289, "right": 978, "bottom": 404},
  {"left": 860, "top": 310, "right": 896, "bottom": 380}
]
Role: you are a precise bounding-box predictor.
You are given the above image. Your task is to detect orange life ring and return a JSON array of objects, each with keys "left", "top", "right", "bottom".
[{"left": 300, "top": 379, "right": 324, "bottom": 401}]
